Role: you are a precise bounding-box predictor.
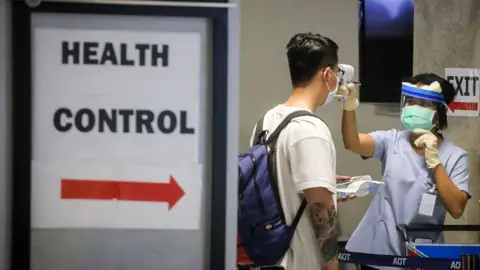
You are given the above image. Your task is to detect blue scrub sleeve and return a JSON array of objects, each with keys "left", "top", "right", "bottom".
[
  {"left": 449, "top": 153, "right": 471, "bottom": 199},
  {"left": 367, "top": 129, "right": 396, "bottom": 160}
]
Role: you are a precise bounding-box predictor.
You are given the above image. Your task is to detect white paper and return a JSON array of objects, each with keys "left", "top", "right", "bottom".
[
  {"left": 419, "top": 193, "right": 436, "bottom": 216},
  {"left": 336, "top": 175, "right": 373, "bottom": 187},
  {"left": 336, "top": 175, "right": 383, "bottom": 198}
]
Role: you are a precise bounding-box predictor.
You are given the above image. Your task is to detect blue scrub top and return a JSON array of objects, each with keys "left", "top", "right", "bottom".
[{"left": 346, "top": 129, "right": 470, "bottom": 269}]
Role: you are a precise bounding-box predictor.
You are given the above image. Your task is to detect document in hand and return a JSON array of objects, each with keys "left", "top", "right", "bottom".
[{"left": 336, "top": 175, "right": 384, "bottom": 198}]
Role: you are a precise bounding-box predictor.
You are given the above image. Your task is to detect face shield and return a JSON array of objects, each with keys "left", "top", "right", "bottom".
[{"left": 400, "top": 81, "right": 445, "bottom": 133}]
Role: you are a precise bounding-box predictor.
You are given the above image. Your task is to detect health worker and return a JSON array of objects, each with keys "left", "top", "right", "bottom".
[{"left": 338, "top": 73, "right": 471, "bottom": 270}]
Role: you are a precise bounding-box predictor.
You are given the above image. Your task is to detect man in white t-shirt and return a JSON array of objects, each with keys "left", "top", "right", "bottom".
[{"left": 249, "top": 32, "right": 344, "bottom": 270}]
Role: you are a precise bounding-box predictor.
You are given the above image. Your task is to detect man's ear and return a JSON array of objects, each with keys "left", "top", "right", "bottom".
[
  {"left": 321, "top": 67, "right": 332, "bottom": 81},
  {"left": 317, "top": 68, "right": 328, "bottom": 82}
]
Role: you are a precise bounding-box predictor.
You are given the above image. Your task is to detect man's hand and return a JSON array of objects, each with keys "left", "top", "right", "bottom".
[
  {"left": 337, "top": 195, "right": 357, "bottom": 203},
  {"left": 323, "top": 258, "right": 339, "bottom": 270},
  {"left": 336, "top": 175, "right": 357, "bottom": 202},
  {"left": 413, "top": 129, "right": 441, "bottom": 169},
  {"left": 336, "top": 175, "right": 351, "bottom": 183}
]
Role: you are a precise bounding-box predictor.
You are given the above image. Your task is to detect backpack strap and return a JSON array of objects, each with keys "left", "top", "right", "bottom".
[
  {"left": 264, "top": 110, "right": 325, "bottom": 231},
  {"left": 252, "top": 116, "right": 265, "bottom": 145},
  {"left": 290, "top": 199, "right": 307, "bottom": 231}
]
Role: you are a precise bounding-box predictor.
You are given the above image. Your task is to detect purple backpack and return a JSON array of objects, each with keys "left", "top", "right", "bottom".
[{"left": 237, "top": 110, "right": 324, "bottom": 268}]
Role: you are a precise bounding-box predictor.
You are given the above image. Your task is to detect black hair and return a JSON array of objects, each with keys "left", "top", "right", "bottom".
[
  {"left": 404, "top": 73, "right": 455, "bottom": 130},
  {"left": 286, "top": 32, "right": 339, "bottom": 88}
]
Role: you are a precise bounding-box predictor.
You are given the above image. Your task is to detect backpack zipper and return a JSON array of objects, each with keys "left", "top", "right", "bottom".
[
  {"left": 247, "top": 153, "right": 267, "bottom": 216},
  {"left": 268, "top": 145, "right": 287, "bottom": 224},
  {"left": 249, "top": 213, "right": 280, "bottom": 239},
  {"left": 251, "top": 213, "right": 279, "bottom": 227}
]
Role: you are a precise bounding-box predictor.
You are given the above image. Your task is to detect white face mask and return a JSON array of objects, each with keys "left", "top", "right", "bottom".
[{"left": 323, "top": 70, "right": 340, "bottom": 105}]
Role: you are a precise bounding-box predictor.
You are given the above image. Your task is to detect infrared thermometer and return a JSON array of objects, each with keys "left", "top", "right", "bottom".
[{"left": 339, "top": 64, "right": 360, "bottom": 85}]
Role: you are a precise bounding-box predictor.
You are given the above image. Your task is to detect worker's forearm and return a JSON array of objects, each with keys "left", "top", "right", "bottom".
[
  {"left": 309, "top": 201, "right": 338, "bottom": 262},
  {"left": 432, "top": 165, "right": 466, "bottom": 218},
  {"left": 341, "top": 109, "right": 361, "bottom": 149}
]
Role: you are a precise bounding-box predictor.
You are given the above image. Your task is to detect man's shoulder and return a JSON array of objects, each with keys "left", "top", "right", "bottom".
[
  {"left": 261, "top": 106, "right": 332, "bottom": 145},
  {"left": 285, "top": 115, "right": 332, "bottom": 142},
  {"left": 291, "top": 115, "right": 328, "bottom": 129},
  {"left": 290, "top": 116, "right": 331, "bottom": 137}
]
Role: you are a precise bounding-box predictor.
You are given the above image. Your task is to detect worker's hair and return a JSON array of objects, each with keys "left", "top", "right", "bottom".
[
  {"left": 403, "top": 73, "right": 455, "bottom": 130},
  {"left": 286, "top": 32, "right": 339, "bottom": 88}
]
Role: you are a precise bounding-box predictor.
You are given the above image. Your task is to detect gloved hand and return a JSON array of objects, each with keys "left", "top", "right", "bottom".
[
  {"left": 335, "top": 82, "right": 359, "bottom": 111},
  {"left": 413, "top": 129, "right": 441, "bottom": 169}
]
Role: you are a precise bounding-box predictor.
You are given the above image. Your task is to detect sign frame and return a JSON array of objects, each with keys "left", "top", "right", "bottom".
[
  {"left": 445, "top": 67, "right": 480, "bottom": 117},
  {"left": 11, "top": 1, "right": 230, "bottom": 270}
]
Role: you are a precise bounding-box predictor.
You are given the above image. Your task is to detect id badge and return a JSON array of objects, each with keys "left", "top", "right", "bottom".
[{"left": 419, "top": 193, "right": 436, "bottom": 217}]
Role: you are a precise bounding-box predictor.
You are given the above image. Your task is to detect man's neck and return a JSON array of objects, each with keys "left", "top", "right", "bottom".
[{"left": 283, "top": 87, "right": 320, "bottom": 112}]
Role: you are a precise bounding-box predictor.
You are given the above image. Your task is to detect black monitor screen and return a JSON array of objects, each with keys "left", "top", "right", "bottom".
[{"left": 359, "top": 0, "right": 414, "bottom": 103}]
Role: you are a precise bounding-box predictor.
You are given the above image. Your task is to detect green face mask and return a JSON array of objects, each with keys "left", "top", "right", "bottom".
[{"left": 401, "top": 105, "right": 435, "bottom": 132}]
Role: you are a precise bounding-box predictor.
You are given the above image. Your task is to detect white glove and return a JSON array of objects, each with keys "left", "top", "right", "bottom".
[
  {"left": 336, "top": 82, "right": 359, "bottom": 111},
  {"left": 413, "top": 129, "right": 441, "bottom": 169}
]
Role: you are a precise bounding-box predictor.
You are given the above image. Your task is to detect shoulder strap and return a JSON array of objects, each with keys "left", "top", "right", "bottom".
[
  {"left": 252, "top": 116, "right": 265, "bottom": 145},
  {"left": 290, "top": 199, "right": 307, "bottom": 230},
  {"left": 265, "top": 110, "right": 324, "bottom": 145}
]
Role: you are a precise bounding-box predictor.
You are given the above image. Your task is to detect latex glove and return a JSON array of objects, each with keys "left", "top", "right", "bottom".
[
  {"left": 413, "top": 129, "right": 441, "bottom": 169},
  {"left": 335, "top": 82, "right": 359, "bottom": 111}
]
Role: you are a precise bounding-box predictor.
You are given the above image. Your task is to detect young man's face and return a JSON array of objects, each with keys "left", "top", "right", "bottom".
[{"left": 318, "top": 65, "right": 341, "bottom": 105}]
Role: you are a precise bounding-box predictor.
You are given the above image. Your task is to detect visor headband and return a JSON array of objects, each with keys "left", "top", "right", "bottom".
[{"left": 401, "top": 82, "right": 445, "bottom": 104}]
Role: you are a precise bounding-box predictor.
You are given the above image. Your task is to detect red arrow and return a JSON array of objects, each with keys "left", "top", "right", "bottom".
[
  {"left": 61, "top": 175, "right": 185, "bottom": 210},
  {"left": 448, "top": 101, "right": 478, "bottom": 112}
]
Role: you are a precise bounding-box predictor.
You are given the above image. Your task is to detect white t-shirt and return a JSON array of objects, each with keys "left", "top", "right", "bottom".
[{"left": 249, "top": 105, "right": 337, "bottom": 270}]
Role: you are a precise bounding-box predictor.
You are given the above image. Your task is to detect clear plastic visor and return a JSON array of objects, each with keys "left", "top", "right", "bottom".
[{"left": 400, "top": 83, "right": 445, "bottom": 108}]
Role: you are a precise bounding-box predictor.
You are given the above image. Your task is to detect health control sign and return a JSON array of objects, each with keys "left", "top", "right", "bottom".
[{"left": 31, "top": 27, "right": 203, "bottom": 229}]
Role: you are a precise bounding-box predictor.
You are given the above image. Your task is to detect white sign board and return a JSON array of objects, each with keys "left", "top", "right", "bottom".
[
  {"left": 445, "top": 68, "right": 480, "bottom": 117},
  {"left": 32, "top": 27, "right": 203, "bottom": 229}
]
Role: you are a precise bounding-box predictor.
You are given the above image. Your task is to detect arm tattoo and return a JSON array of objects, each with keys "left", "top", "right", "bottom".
[{"left": 309, "top": 203, "right": 339, "bottom": 262}]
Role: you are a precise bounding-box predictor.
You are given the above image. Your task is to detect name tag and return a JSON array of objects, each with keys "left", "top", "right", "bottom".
[{"left": 419, "top": 193, "right": 436, "bottom": 216}]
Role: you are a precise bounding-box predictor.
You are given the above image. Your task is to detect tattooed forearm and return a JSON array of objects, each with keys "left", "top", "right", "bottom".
[{"left": 309, "top": 203, "right": 339, "bottom": 262}]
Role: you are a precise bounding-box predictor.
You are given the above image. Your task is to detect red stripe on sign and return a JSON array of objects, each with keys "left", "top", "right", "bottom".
[
  {"left": 61, "top": 176, "right": 185, "bottom": 210},
  {"left": 448, "top": 101, "right": 478, "bottom": 112}
]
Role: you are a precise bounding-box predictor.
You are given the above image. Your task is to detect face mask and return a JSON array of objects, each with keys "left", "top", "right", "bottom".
[
  {"left": 401, "top": 105, "right": 436, "bottom": 132},
  {"left": 323, "top": 70, "right": 340, "bottom": 105}
]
